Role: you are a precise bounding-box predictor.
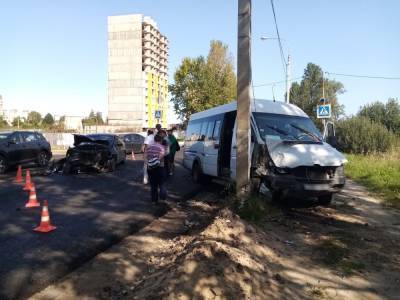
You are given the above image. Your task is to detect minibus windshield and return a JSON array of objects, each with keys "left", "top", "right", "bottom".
[{"left": 254, "top": 113, "right": 322, "bottom": 144}]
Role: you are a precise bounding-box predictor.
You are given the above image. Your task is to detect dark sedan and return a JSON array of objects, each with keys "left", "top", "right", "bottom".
[
  {"left": 119, "top": 133, "right": 145, "bottom": 154},
  {"left": 63, "top": 134, "right": 126, "bottom": 174},
  {"left": 0, "top": 131, "right": 52, "bottom": 174}
]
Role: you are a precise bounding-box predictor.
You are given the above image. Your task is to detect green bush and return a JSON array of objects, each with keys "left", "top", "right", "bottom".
[{"left": 336, "top": 116, "right": 396, "bottom": 154}]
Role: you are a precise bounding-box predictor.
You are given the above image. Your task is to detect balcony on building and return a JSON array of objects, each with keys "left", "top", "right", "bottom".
[
  {"left": 143, "top": 65, "right": 152, "bottom": 72},
  {"left": 143, "top": 42, "right": 152, "bottom": 50},
  {"left": 143, "top": 49, "right": 152, "bottom": 58},
  {"left": 143, "top": 24, "right": 152, "bottom": 33},
  {"left": 143, "top": 57, "right": 152, "bottom": 65},
  {"left": 143, "top": 32, "right": 153, "bottom": 40},
  {"left": 160, "top": 59, "right": 167, "bottom": 67},
  {"left": 160, "top": 51, "right": 168, "bottom": 59}
]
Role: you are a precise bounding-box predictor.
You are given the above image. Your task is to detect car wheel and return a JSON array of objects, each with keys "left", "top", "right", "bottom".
[
  {"left": 318, "top": 194, "right": 333, "bottom": 206},
  {"left": 0, "top": 155, "right": 7, "bottom": 174},
  {"left": 121, "top": 151, "right": 126, "bottom": 164},
  {"left": 271, "top": 190, "right": 282, "bottom": 202},
  {"left": 108, "top": 157, "right": 117, "bottom": 172},
  {"left": 192, "top": 162, "right": 204, "bottom": 184},
  {"left": 37, "top": 151, "right": 50, "bottom": 167},
  {"left": 62, "top": 161, "right": 72, "bottom": 175}
]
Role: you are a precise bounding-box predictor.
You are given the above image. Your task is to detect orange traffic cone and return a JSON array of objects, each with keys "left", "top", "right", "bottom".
[
  {"left": 23, "top": 169, "right": 33, "bottom": 191},
  {"left": 14, "top": 165, "right": 23, "bottom": 183},
  {"left": 34, "top": 200, "right": 56, "bottom": 233},
  {"left": 25, "top": 184, "right": 40, "bottom": 208}
]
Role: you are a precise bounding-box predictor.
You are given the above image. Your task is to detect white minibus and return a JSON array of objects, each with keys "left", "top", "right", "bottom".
[{"left": 183, "top": 99, "right": 347, "bottom": 205}]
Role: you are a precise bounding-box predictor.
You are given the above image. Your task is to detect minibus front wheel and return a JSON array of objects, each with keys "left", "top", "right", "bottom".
[
  {"left": 318, "top": 193, "right": 333, "bottom": 206},
  {"left": 192, "top": 161, "right": 204, "bottom": 184}
]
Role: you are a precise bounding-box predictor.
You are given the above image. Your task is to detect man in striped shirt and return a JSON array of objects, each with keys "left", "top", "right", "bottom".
[{"left": 146, "top": 134, "right": 166, "bottom": 203}]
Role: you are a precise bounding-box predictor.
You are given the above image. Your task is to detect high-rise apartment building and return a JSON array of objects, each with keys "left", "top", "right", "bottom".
[{"left": 107, "top": 14, "right": 169, "bottom": 129}]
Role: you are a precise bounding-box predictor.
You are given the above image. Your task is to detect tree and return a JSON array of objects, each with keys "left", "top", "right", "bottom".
[
  {"left": 42, "top": 113, "right": 55, "bottom": 126},
  {"left": 170, "top": 40, "right": 237, "bottom": 122},
  {"left": 290, "top": 63, "right": 345, "bottom": 125},
  {"left": 12, "top": 117, "right": 21, "bottom": 127},
  {"left": 83, "top": 110, "right": 104, "bottom": 126},
  {"left": 95, "top": 112, "right": 104, "bottom": 125},
  {"left": 336, "top": 116, "right": 395, "bottom": 154},
  {"left": 359, "top": 98, "right": 400, "bottom": 134},
  {"left": 27, "top": 111, "right": 42, "bottom": 126},
  {"left": 0, "top": 116, "right": 8, "bottom": 128},
  {"left": 358, "top": 101, "right": 385, "bottom": 123}
]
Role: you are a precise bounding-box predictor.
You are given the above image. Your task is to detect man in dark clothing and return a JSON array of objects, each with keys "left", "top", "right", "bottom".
[
  {"left": 146, "top": 134, "right": 166, "bottom": 203},
  {"left": 167, "top": 129, "right": 180, "bottom": 175}
]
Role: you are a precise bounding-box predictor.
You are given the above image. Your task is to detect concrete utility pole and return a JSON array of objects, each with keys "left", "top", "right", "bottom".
[
  {"left": 286, "top": 53, "right": 291, "bottom": 103},
  {"left": 236, "top": 0, "right": 252, "bottom": 195}
]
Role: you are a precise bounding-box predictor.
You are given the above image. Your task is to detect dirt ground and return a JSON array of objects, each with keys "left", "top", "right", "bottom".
[{"left": 31, "top": 180, "right": 400, "bottom": 300}]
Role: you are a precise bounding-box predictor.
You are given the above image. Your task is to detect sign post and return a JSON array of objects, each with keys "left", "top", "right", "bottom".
[{"left": 317, "top": 99, "right": 331, "bottom": 138}]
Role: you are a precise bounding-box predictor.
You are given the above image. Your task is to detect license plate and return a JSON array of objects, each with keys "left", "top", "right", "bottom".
[{"left": 304, "top": 184, "right": 330, "bottom": 191}]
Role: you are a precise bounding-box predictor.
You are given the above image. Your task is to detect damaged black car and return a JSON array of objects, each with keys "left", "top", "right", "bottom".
[{"left": 62, "top": 134, "right": 126, "bottom": 174}]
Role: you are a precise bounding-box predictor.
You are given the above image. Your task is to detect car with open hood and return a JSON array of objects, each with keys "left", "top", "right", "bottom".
[{"left": 63, "top": 134, "right": 126, "bottom": 174}]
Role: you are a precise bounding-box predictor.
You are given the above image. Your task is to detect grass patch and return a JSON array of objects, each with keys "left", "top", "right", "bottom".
[
  {"left": 345, "top": 151, "right": 400, "bottom": 207},
  {"left": 317, "top": 239, "right": 349, "bottom": 266},
  {"left": 341, "top": 260, "right": 365, "bottom": 276},
  {"left": 231, "top": 193, "right": 281, "bottom": 223},
  {"left": 306, "top": 284, "right": 327, "bottom": 299}
]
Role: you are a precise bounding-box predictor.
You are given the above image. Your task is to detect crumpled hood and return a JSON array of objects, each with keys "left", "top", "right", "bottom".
[
  {"left": 268, "top": 141, "right": 347, "bottom": 168},
  {"left": 73, "top": 134, "right": 109, "bottom": 147}
]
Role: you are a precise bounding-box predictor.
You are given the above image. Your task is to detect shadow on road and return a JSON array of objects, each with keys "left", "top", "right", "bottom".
[{"left": 0, "top": 156, "right": 202, "bottom": 300}]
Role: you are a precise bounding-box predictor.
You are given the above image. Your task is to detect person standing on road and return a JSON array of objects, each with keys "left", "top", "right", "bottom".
[
  {"left": 167, "top": 129, "right": 180, "bottom": 176},
  {"left": 155, "top": 123, "right": 162, "bottom": 135},
  {"left": 142, "top": 129, "right": 154, "bottom": 184},
  {"left": 159, "top": 130, "right": 170, "bottom": 183},
  {"left": 146, "top": 134, "right": 166, "bottom": 203}
]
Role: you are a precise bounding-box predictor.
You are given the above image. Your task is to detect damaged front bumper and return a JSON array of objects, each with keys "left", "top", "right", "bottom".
[{"left": 266, "top": 166, "right": 346, "bottom": 197}]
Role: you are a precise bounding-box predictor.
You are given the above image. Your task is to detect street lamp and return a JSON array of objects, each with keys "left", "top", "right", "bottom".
[{"left": 260, "top": 36, "right": 291, "bottom": 104}]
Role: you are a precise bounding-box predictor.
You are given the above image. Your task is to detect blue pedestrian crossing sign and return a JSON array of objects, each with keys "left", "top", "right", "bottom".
[
  {"left": 154, "top": 110, "right": 162, "bottom": 119},
  {"left": 317, "top": 104, "right": 331, "bottom": 118}
]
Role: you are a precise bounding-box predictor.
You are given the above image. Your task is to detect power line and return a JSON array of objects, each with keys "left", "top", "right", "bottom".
[
  {"left": 254, "top": 70, "right": 400, "bottom": 88},
  {"left": 325, "top": 72, "right": 400, "bottom": 80},
  {"left": 269, "top": 0, "right": 286, "bottom": 74}
]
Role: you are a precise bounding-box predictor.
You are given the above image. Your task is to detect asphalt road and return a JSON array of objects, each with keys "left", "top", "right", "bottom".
[{"left": 0, "top": 153, "right": 200, "bottom": 300}]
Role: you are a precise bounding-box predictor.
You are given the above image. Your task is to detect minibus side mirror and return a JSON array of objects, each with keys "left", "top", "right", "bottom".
[{"left": 326, "top": 136, "right": 338, "bottom": 148}]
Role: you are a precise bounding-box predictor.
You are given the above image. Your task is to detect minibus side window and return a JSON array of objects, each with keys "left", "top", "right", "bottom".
[
  {"left": 206, "top": 121, "right": 214, "bottom": 140},
  {"left": 213, "top": 120, "right": 222, "bottom": 141},
  {"left": 199, "top": 121, "right": 208, "bottom": 141},
  {"left": 186, "top": 121, "right": 202, "bottom": 141}
]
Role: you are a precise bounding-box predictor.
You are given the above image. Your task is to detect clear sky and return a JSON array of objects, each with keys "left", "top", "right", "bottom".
[{"left": 1, "top": 0, "right": 399, "bottom": 119}]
